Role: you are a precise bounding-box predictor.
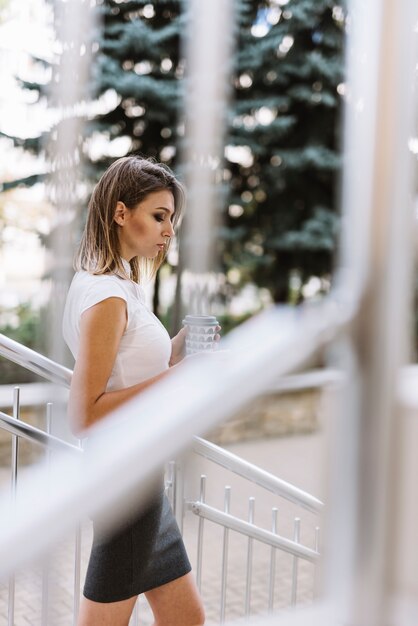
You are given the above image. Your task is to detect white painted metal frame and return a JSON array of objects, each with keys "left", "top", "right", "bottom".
[{"left": 322, "top": 1, "right": 418, "bottom": 624}]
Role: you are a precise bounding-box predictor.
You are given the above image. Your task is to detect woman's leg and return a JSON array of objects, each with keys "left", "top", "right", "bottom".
[
  {"left": 77, "top": 594, "right": 138, "bottom": 626},
  {"left": 145, "top": 572, "right": 205, "bottom": 626}
]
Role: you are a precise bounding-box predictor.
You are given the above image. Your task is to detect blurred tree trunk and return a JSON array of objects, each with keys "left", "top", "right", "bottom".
[{"left": 153, "top": 269, "right": 160, "bottom": 316}]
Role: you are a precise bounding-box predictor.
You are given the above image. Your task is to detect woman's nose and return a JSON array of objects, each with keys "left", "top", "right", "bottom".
[{"left": 164, "top": 221, "right": 175, "bottom": 238}]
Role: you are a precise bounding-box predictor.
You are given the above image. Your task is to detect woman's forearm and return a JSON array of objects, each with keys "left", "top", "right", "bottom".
[{"left": 69, "top": 367, "right": 172, "bottom": 435}]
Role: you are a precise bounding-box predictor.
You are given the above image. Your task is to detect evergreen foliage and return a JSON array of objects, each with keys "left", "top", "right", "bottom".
[
  {"left": 225, "top": 0, "right": 345, "bottom": 301},
  {"left": 1, "top": 0, "right": 347, "bottom": 306},
  {"left": 87, "top": 0, "right": 184, "bottom": 174}
]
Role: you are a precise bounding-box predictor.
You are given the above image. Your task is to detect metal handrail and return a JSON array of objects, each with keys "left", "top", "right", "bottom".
[
  {"left": 0, "top": 411, "right": 81, "bottom": 454},
  {"left": 0, "top": 333, "right": 72, "bottom": 388},
  {"left": 188, "top": 501, "right": 319, "bottom": 563},
  {"left": 193, "top": 437, "right": 323, "bottom": 513},
  {"left": 0, "top": 302, "right": 343, "bottom": 580}
]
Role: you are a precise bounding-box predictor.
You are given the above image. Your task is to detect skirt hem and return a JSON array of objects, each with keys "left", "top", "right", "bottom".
[{"left": 83, "top": 564, "right": 192, "bottom": 604}]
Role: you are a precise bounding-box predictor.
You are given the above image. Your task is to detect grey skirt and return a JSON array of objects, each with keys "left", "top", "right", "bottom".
[{"left": 83, "top": 487, "right": 192, "bottom": 603}]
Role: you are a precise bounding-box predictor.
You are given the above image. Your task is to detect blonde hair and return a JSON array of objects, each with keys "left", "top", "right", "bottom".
[{"left": 75, "top": 156, "right": 185, "bottom": 282}]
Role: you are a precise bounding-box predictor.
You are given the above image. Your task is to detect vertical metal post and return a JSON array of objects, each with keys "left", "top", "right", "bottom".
[
  {"left": 41, "top": 565, "right": 49, "bottom": 626},
  {"left": 291, "top": 518, "right": 301, "bottom": 607},
  {"left": 324, "top": 1, "right": 418, "bottom": 624},
  {"left": 220, "top": 486, "right": 231, "bottom": 624},
  {"left": 268, "top": 507, "right": 278, "bottom": 613},
  {"left": 8, "top": 387, "right": 20, "bottom": 626},
  {"left": 73, "top": 526, "right": 82, "bottom": 626},
  {"left": 196, "top": 475, "right": 206, "bottom": 591},
  {"left": 313, "top": 526, "right": 320, "bottom": 600},
  {"left": 41, "top": 402, "right": 53, "bottom": 626},
  {"left": 315, "top": 526, "right": 320, "bottom": 553},
  {"left": 245, "top": 497, "right": 255, "bottom": 617}
]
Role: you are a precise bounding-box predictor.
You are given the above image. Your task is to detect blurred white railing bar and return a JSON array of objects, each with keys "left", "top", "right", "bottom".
[
  {"left": 324, "top": 0, "right": 418, "bottom": 624},
  {"left": 47, "top": 0, "right": 94, "bottom": 368},
  {"left": 182, "top": 0, "right": 233, "bottom": 274}
]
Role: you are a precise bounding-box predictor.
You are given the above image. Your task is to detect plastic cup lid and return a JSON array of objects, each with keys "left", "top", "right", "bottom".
[{"left": 183, "top": 315, "right": 218, "bottom": 326}]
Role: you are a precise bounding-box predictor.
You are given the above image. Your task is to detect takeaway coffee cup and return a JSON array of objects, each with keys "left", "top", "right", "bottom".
[{"left": 182, "top": 315, "right": 219, "bottom": 355}]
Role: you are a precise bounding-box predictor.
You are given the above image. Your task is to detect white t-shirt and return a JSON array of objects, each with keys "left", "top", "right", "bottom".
[{"left": 62, "top": 263, "right": 171, "bottom": 391}]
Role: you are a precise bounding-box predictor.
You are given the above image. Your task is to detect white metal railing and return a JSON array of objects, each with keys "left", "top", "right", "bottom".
[
  {"left": 0, "top": 331, "right": 325, "bottom": 624},
  {"left": 1, "top": 387, "right": 83, "bottom": 626},
  {"left": 166, "top": 433, "right": 323, "bottom": 621}
]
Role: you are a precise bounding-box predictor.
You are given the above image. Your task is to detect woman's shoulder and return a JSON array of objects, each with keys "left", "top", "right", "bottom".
[
  {"left": 69, "top": 271, "right": 133, "bottom": 304},
  {"left": 72, "top": 270, "right": 129, "bottom": 289}
]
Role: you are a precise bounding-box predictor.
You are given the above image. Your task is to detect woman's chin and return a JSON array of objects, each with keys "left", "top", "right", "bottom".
[{"left": 145, "top": 251, "right": 160, "bottom": 260}]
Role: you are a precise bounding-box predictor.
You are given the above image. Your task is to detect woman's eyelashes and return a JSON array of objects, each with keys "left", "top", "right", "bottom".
[{"left": 154, "top": 213, "right": 174, "bottom": 224}]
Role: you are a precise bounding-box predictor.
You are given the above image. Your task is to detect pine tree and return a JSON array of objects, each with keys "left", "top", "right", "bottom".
[
  {"left": 86, "top": 0, "right": 184, "bottom": 175},
  {"left": 1, "top": 1, "right": 184, "bottom": 184},
  {"left": 223, "top": 0, "right": 346, "bottom": 302},
  {"left": 1, "top": 0, "right": 346, "bottom": 312}
]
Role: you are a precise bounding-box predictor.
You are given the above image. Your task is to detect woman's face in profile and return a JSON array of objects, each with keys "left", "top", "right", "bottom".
[{"left": 115, "top": 190, "right": 175, "bottom": 261}]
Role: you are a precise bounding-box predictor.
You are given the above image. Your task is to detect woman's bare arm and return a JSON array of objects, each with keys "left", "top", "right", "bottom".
[{"left": 68, "top": 297, "right": 169, "bottom": 435}]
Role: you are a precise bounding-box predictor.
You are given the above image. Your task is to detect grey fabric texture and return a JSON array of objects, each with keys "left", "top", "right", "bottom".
[{"left": 83, "top": 488, "right": 191, "bottom": 603}]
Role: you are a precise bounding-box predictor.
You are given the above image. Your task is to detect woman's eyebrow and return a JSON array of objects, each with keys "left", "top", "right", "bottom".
[{"left": 155, "top": 206, "right": 174, "bottom": 215}]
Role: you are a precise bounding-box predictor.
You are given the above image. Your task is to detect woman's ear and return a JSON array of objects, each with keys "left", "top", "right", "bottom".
[{"left": 114, "top": 201, "right": 127, "bottom": 226}]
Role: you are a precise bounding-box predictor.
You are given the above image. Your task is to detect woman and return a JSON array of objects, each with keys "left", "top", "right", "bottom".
[{"left": 63, "top": 156, "right": 206, "bottom": 626}]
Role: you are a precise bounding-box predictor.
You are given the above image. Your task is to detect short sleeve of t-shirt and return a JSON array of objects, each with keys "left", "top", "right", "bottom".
[
  {"left": 63, "top": 270, "right": 171, "bottom": 385},
  {"left": 80, "top": 279, "right": 128, "bottom": 316}
]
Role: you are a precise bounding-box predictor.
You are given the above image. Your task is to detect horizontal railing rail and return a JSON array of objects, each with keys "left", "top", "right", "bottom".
[
  {"left": 193, "top": 437, "right": 323, "bottom": 513},
  {"left": 0, "top": 333, "right": 72, "bottom": 388},
  {"left": 188, "top": 501, "right": 319, "bottom": 563},
  {"left": 0, "top": 410, "right": 81, "bottom": 454}
]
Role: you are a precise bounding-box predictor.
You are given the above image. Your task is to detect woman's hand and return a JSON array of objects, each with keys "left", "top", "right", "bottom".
[
  {"left": 170, "top": 325, "right": 221, "bottom": 366},
  {"left": 170, "top": 327, "right": 187, "bottom": 366}
]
